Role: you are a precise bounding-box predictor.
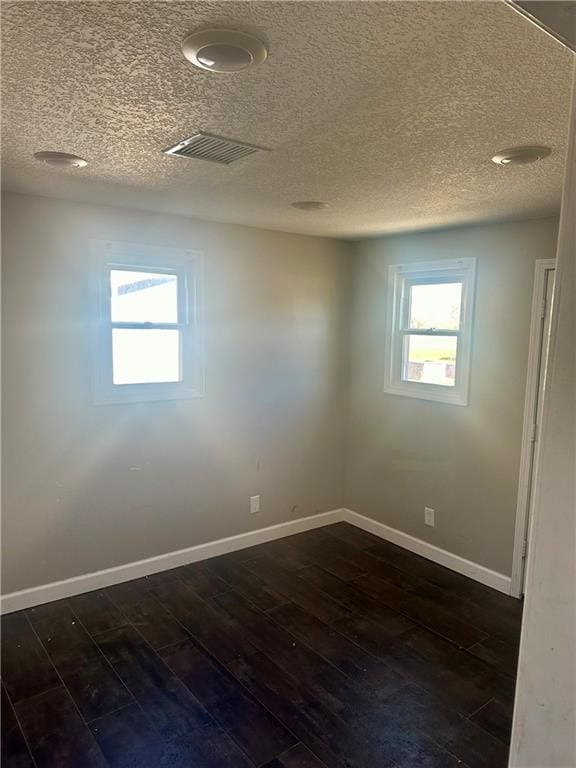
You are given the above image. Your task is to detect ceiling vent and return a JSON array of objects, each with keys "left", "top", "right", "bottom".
[{"left": 163, "top": 131, "right": 271, "bottom": 165}]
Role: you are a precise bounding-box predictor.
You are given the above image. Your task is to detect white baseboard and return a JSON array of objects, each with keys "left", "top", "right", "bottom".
[
  {"left": 0, "top": 509, "right": 345, "bottom": 614},
  {"left": 342, "top": 509, "right": 512, "bottom": 595},
  {"left": 0, "top": 506, "right": 513, "bottom": 614}
]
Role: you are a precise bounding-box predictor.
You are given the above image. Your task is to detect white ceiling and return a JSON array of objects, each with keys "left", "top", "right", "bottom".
[{"left": 1, "top": 1, "right": 574, "bottom": 238}]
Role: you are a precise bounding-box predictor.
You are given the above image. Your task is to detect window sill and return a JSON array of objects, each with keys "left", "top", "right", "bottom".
[
  {"left": 93, "top": 384, "right": 204, "bottom": 406},
  {"left": 383, "top": 381, "right": 468, "bottom": 407}
]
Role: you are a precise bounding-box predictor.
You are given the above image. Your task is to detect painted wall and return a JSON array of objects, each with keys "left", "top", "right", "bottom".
[
  {"left": 344, "top": 218, "right": 559, "bottom": 576},
  {"left": 509, "top": 71, "right": 575, "bottom": 768},
  {"left": 1, "top": 190, "right": 561, "bottom": 597},
  {"left": 1, "top": 192, "right": 350, "bottom": 594}
]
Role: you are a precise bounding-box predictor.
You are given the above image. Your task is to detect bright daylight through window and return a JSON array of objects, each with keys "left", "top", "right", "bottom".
[
  {"left": 110, "top": 270, "right": 181, "bottom": 385},
  {"left": 384, "top": 258, "right": 476, "bottom": 406},
  {"left": 92, "top": 241, "right": 204, "bottom": 404}
]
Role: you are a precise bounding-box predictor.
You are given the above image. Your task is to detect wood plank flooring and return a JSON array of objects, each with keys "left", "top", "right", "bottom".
[{"left": 1, "top": 522, "right": 522, "bottom": 768}]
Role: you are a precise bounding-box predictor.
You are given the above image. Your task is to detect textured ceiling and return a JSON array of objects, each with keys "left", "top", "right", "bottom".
[{"left": 1, "top": 1, "right": 574, "bottom": 237}]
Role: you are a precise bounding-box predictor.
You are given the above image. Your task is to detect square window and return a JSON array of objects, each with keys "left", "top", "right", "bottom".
[
  {"left": 384, "top": 259, "right": 476, "bottom": 406},
  {"left": 403, "top": 334, "right": 457, "bottom": 386},
  {"left": 110, "top": 270, "right": 179, "bottom": 324},
  {"left": 408, "top": 282, "right": 462, "bottom": 331},
  {"left": 92, "top": 241, "right": 204, "bottom": 404},
  {"left": 112, "top": 328, "right": 181, "bottom": 385}
]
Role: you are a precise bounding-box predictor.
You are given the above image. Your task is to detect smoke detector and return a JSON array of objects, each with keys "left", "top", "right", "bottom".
[
  {"left": 491, "top": 145, "right": 551, "bottom": 165},
  {"left": 34, "top": 151, "right": 88, "bottom": 168},
  {"left": 182, "top": 29, "right": 268, "bottom": 72}
]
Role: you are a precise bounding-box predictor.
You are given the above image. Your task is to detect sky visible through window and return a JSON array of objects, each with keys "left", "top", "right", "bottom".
[
  {"left": 404, "top": 281, "right": 462, "bottom": 387},
  {"left": 110, "top": 270, "right": 181, "bottom": 384},
  {"left": 409, "top": 282, "right": 462, "bottom": 331}
]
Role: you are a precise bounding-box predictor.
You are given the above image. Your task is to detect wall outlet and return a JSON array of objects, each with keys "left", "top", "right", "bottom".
[
  {"left": 424, "top": 507, "right": 435, "bottom": 527},
  {"left": 250, "top": 495, "right": 261, "bottom": 515}
]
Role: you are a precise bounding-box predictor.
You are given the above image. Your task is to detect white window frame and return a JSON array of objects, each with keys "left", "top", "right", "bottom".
[
  {"left": 91, "top": 239, "right": 204, "bottom": 405},
  {"left": 383, "top": 258, "right": 476, "bottom": 406}
]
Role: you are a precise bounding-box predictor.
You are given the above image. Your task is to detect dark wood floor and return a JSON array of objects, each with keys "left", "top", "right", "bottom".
[{"left": 2, "top": 522, "right": 523, "bottom": 768}]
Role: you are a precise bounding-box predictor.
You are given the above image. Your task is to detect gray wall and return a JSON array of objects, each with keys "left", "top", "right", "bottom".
[
  {"left": 345, "top": 218, "right": 559, "bottom": 576},
  {"left": 1, "top": 192, "right": 350, "bottom": 593},
  {"left": 2, "top": 190, "right": 558, "bottom": 595},
  {"left": 510, "top": 72, "right": 575, "bottom": 768}
]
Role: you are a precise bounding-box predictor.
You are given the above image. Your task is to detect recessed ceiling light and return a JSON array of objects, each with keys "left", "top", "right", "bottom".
[
  {"left": 182, "top": 29, "right": 267, "bottom": 73},
  {"left": 34, "top": 151, "right": 88, "bottom": 168},
  {"left": 491, "top": 145, "right": 551, "bottom": 166},
  {"left": 291, "top": 201, "right": 329, "bottom": 211}
]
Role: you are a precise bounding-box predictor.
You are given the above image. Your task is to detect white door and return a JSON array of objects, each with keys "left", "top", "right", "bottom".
[{"left": 512, "top": 261, "right": 556, "bottom": 597}]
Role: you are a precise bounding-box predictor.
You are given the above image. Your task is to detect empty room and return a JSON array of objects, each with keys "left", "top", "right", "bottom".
[{"left": 1, "top": 2, "right": 575, "bottom": 768}]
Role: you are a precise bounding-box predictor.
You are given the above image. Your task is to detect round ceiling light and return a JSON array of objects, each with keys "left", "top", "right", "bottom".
[
  {"left": 291, "top": 201, "right": 330, "bottom": 211},
  {"left": 182, "top": 29, "right": 267, "bottom": 73},
  {"left": 34, "top": 151, "right": 88, "bottom": 168},
  {"left": 491, "top": 145, "right": 551, "bottom": 166}
]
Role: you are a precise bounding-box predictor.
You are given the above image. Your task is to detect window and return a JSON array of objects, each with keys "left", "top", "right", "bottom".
[
  {"left": 92, "top": 240, "right": 204, "bottom": 404},
  {"left": 384, "top": 258, "right": 476, "bottom": 406}
]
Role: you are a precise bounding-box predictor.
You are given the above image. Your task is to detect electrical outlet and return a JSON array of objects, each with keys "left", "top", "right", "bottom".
[
  {"left": 424, "top": 507, "right": 435, "bottom": 527},
  {"left": 250, "top": 495, "right": 261, "bottom": 514}
]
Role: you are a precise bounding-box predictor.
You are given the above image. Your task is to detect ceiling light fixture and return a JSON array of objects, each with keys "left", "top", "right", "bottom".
[
  {"left": 34, "top": 151, "right": 88, "bottom": 168},
  {"left": 291, "top": 201, "right": 329, "bottom": 211},
  {"left": 182, "top": 29, "right": 267, "bottom": 73},
  {"left": 491, "top": 145, "right": 551, "bottom": 166}
]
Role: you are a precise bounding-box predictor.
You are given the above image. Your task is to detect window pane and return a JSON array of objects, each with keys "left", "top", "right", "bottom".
[
  {"left": 403, "top": 334, "right": 457, "bottom": 387},
  {"left": 112, "top": 329, "right": 180, "bottom": 384},
  {"left": 110, "top": 270, "right": 178, "bottom": 323},
  {"left": 409, "top": 282, "right": 462, "bottom": 330}
]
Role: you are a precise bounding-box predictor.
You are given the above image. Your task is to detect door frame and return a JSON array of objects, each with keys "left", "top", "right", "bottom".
[{"left": 510, "top": 258, "right": 556, "bottom": 598}]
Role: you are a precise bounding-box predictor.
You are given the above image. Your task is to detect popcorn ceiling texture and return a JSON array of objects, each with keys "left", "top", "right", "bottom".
[{"left": 1, "top": 0, "right": 573, "bottom": 237}]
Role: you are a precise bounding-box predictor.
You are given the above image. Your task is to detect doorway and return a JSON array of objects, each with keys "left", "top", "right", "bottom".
[{"left": 511, "top": 259, "right": 556, "bottom": 597}]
